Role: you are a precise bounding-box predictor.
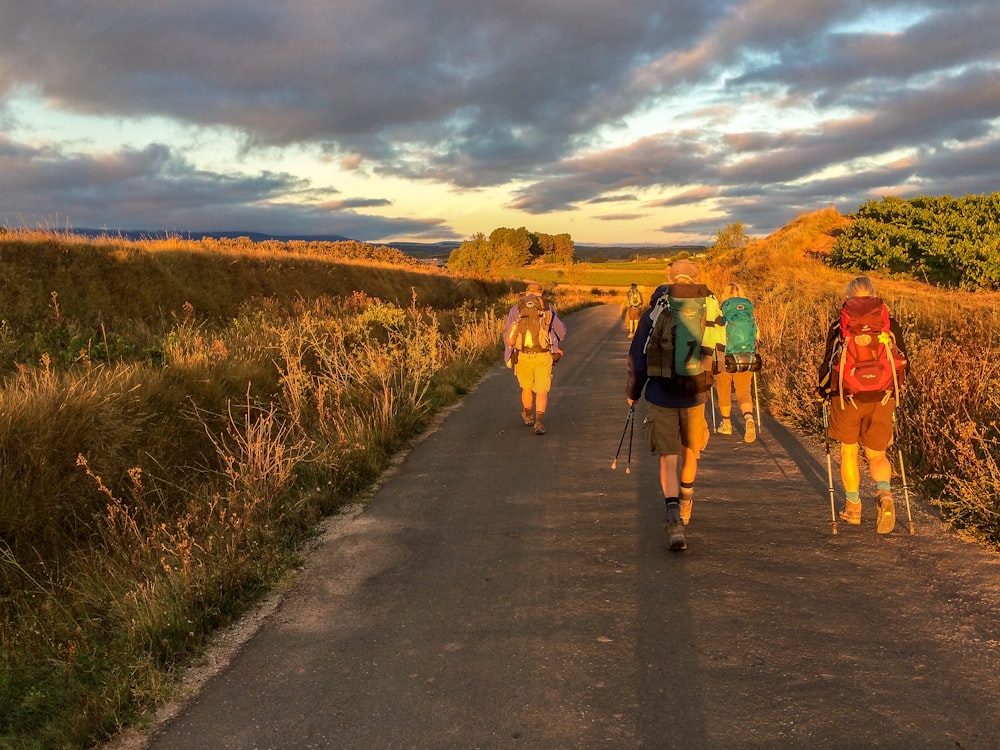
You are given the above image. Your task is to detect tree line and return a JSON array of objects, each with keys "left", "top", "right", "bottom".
[{"left": 447, "top": 227, "right": 575, "bottom": 275}]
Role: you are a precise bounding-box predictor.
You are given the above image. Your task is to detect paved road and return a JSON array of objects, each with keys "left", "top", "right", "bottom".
[{"left": 136, "top": 304, "right": 1000, "bottom": 749}]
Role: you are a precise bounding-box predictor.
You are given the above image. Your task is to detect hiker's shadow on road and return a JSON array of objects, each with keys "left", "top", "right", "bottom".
[{"left": 756, "top": 413, "right": 830, "bottom": 497}]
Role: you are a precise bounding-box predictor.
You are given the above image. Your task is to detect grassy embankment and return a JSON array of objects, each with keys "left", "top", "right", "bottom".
[
  {"left": 699, "top": 207, "right": 1000, "bottom": 547},
  {"left": 0, "top": 231, "right": 532, "bottom": 749}
]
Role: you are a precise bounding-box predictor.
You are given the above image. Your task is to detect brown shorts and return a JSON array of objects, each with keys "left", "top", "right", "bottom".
[
  {"left": 626, "top": 307, "right": 642, "bottom": 321},
  {"left": 828, "top": 397, "right": 895, "bottom": 451},
  {"left": 643, "top": 402, "right": 708, "bottom": 456}
]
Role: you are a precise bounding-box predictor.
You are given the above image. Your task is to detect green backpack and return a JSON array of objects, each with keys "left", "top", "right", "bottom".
[{"left": 643, "top": 284, "right": 712, "bottom": 395}]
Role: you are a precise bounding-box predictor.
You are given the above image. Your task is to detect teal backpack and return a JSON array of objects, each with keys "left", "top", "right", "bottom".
[
  {"left": 644, "top": 283, "right": 712, "bottom": 395},
  {"left": 721, "top": 297, "right": 761, "bottom": 373}
]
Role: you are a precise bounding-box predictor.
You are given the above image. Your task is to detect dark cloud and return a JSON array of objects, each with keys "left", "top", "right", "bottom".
[
  {"left": 0, "top": 137, "right": 452, "bottom": 240},
  {"left": 0, "top": 0, "right": 998, "bottom": 241}
]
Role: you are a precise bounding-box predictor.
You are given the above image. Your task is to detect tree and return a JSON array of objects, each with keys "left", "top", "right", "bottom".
[{"left": 712, "top": 221, "right": 749, "bottom": 254}]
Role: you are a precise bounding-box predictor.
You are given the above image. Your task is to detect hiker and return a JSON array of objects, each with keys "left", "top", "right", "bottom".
[
  {"left": 503, "top": 281, "right": 567, "bottom": 436},
  {"left": 625, "top": 283, "right": 643, "bottom": 338},
  {"left": 715, "top": 282, "right": 760, "bottom": 443},
  {"left": 816, "top": 275, "right": 908, "bottom": 534},
  {"left": 626, "top": 259, "right": 725, "bottom": 550}
]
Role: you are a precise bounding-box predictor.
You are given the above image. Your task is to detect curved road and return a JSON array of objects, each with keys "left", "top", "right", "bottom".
[{"left": 133, "top": 304, "right": 1000, "bottom": 749}]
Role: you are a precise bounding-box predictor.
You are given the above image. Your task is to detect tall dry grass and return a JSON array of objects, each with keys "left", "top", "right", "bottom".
[
  {"left": 0, "top": 235, "right": 510, "bottom": 749},
  {"left": 704, "top": 208, "right": 1000, "bottom": 547}
]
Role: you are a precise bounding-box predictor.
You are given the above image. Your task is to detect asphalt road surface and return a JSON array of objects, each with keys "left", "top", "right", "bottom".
[{"left": 126, "top": 304, "right": 1000, "bottom": 750}]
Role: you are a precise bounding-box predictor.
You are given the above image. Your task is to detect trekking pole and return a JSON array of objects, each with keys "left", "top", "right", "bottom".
[
  {"left": 893, "top": 412, "right": 916, "bottom": 535},
  {"left": 753, "top": 371, "right": 762, "bottom": 438},
  {"left": 626, "top": 402, "right": 634, "bottom": 474},
  {"left": 822, "top": 401, "right": 838, "bottom": 535},
  {"left": 709, "top": 385, "right": 717, "bottom": 433},
  {"left": 612, "top": 404, "right": 635, "bottom": 471}
]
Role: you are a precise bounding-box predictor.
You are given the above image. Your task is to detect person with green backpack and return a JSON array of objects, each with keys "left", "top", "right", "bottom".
[
  {"left": 714, "top": 282, "right": 761, "bottom": 443},
  {"left": 626, "top": 259, "right": 725, "bottom": 550}
]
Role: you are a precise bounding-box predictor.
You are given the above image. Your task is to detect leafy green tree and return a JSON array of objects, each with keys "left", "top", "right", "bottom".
[
  {"left": 712, "top": 221, "right": 749, "bottom": 254},
  {"left": 830, "top": 192, "right": 1000, "bottom": 289}
]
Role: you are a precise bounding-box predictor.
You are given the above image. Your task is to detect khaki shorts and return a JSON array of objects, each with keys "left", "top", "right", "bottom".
[
  {"left": 514, "top": 351, "right": 554, "bottom": 393},
  {"left": 829, "top": 397, "right": 895, "bottom": 451},
  {"left": 644, "top": 402, "right": 709, "bottom": 456}
]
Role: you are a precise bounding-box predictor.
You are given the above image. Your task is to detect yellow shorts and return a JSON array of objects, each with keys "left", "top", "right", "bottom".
[{"left": 514, "top": 351, "right": 554, "bottom": 393}]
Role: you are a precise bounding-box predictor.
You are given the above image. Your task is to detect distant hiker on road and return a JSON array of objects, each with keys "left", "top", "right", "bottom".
[
  {"left": 625, "top": 283, "right": 643, "bottom": 338},
  {"left": 816, "top": 275, "right": 908, "bottom": 534},
  {"left": 626, "top": 259, "right": 725, "bottom": 550},
  {"left": 715, "top": 282, "right": 761, "bottom": 443},
  {"left": 504, "top": 281, "right": 567, "bottom": 436}
]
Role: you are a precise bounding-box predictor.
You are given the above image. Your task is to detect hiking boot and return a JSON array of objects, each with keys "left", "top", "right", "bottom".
[
  {"left": 534, "top": 419, "right": 546, "bottom": 435},
  {"left": 838, "top": 500, "right": 862, "bottom": 525},
  {"left": 876, "top": 490, "right": 896, "bottom": 534},
  {"left": 717, "top": 419, "right": 732, "bottom": 435},
  {"left": 679, "top": 493, "right": 693, "bottom": 526},
  {"left": 744, "top": 415, "right": 756, "bottom": 443},
  {"left": 665, "top": 503, "right": 687, "bottom": 550},
  {"left": 522, "top": 408, "right": 534, "bottom": 426}
]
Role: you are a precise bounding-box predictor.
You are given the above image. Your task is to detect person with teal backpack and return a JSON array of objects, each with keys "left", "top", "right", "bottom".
[
  {"left": 626, "top": 258, "right": 725, "bottom": 550},
  {"left": 714, "top": 282, "right": 761, "bottom": 442}
]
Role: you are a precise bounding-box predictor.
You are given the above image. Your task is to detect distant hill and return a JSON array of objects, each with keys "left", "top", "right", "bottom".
[
  {"left": 62, "top": 229, "right": 700, "bottom": 263},
  {"left": 67, "top": 228, "right": 354, "bottom": 243}
]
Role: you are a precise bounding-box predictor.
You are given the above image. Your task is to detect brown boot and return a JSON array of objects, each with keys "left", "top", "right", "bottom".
[
  {"left": 876, "top": 490, "right": 895, "bottom": 534},
  {"left": 839, "top": 500, "right": 862, "bottom": 525},
  {"left": 534, "top": 411, "right": 546, "bottom": 435}
]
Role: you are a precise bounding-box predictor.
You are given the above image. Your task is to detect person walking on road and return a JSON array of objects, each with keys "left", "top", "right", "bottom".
[
  {"left": 626, "top": 259, "right": 725, "bottom": 550},
  {"left": 625, "top": 283, "right": 643, "bottom": 338},
  {"left": 504, "top": 281, "right": 567, "bottom": 436},
  {"left": 714, "top": 282, "right": 760, "bottom": 443},
  {"left": 816, "top": 275, "right": 908, "bottom": 534}
]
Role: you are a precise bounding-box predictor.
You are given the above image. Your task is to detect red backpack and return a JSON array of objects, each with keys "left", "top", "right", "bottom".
[{"left": 833, "top": 297, "right": 906, "bottom": 407}]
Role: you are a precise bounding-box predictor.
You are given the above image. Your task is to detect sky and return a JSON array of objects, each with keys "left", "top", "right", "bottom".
[{"left": 1, "top": 1, "right": 999, "bottom": 246}]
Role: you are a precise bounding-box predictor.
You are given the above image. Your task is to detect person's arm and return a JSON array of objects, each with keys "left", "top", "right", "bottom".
[
  {"left": 626, "top": 310, "right": 651, "bottom": 403},
  {"left": 550, "top": 308, "right": 567, "bottom": 343},
  {"left": 816, "top": 320, "right": 840, "bottom": 396},
  {"left": 503, "top": 305, "right": 518, "bottom": 365}
]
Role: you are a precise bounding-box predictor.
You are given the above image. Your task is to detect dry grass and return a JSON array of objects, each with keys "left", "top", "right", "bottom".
[{"left": 0, "top": 233, "right": 510, "bottom": 749}]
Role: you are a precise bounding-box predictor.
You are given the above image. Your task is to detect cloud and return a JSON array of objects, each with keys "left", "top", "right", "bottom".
[
  {"left": 0, "top": 136, "right": 454, "bottom": 240},
  {"left": 0, "top": 0, "right": 998, "bottom": 242}
]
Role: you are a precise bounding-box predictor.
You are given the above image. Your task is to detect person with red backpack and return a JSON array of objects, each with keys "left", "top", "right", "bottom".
[
  {"left": 503, "top": 281, "right": 567, "bottom": 436},
  {"left": 816, "top": 276, "right": 909, "bottom": 534}
]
